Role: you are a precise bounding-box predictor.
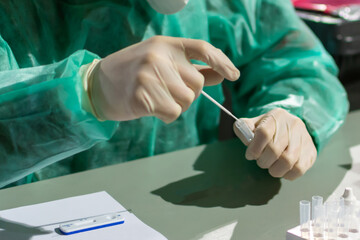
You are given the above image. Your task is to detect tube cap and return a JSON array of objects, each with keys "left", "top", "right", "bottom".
[{"left": 342, "top": 187, "right": 357, "bottom": 206}]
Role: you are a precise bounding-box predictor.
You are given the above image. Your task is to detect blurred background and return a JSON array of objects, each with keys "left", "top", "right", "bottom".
[{"left": 292, "top": 0, "right": 360, "bottom": 111}]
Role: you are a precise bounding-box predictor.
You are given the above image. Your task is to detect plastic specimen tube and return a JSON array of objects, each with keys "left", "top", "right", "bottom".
[
  {"left": 339, "top": 196, "right": 345, "bottom": 209},
  {"left": 338, "top": 212, "right": 350, "bottom": 239},
  {"left": 312, "top": 196, "right": 323, "bottom": 220},
  {"left": 300, "top": 200, "right": 311, "bottom": 234},
  {"left": 235, "top": 119, "right": 254, "bottom": 143},
  {"left": 313, "top": 205, "right": 325, "bottom": 238},
  {"left": 325, "top": 201, "right": 339, "bottom": 239},
  {"left": 348, "top": 202, "right": 360, "bottom": 235}
]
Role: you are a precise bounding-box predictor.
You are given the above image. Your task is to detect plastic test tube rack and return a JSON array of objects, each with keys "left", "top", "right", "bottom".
[{"left": 287, "top": 188, "right": 360, "bottom": 240}]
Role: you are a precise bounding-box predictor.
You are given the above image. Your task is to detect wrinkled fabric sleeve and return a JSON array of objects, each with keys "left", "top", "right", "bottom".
[
  {"left": 0, "top": 35, "right": 118, "bottom": 188},
  {"left": 210, "top": 0, "right": 349, "bottom": 151}
]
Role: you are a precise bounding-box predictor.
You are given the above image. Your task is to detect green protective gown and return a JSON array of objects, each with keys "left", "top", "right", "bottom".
[{"left": 0, "top": 0, "right": 349, "bottom": 188}]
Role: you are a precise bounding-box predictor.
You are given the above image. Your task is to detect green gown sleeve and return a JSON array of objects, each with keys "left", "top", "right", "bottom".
[
  {"left": 0, "top": 35, "right": 118, "bottom": 188},
  {"left": 208, "top": 0, "right": 349, "bottom": 151}
]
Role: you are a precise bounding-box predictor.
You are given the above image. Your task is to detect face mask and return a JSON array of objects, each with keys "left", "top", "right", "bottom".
[{"left": 147, "top": 0, "right": 189, "bottom": 15}]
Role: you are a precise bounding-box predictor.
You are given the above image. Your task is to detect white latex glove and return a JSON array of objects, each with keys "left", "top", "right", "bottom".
[
  {"left": 233, "top": 108, "right": 317, "bottom": 180},
  {"left": 90, "top": 36, "right": 240, "bottom": 123}
]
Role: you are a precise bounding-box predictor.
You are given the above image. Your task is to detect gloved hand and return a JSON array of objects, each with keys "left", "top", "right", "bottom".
[
  {"left": 233, "top": 108, "right": 317, "bottom": 180},
  {"left": 88, "top": 36, "right": 240, "bottom": 123}
]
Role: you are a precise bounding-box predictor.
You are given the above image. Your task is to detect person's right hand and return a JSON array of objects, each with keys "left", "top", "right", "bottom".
[{"left": 90, "top": 36, "right": 240, "bottom": 123}]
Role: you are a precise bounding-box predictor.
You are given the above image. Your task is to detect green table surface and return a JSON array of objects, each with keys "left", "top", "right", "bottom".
[{"left": 1, "top": 110, "right": 360, "bottom": 240}]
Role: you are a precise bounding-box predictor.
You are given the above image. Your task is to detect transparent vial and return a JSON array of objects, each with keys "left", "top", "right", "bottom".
[{"left": 300, "top": 200, "right": 311, "bottom": 239}]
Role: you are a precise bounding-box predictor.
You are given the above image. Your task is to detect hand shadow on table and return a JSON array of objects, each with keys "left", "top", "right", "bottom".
[
  {"left": 152, "top": 139, "right": 281, "bottom": 208},
  {"left": 0, "top": 217, "right": 51, "bottom": 240}
]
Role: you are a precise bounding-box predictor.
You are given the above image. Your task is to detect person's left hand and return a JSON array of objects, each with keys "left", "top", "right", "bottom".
[{"left": 233, "top": 108, "right": 317, "bottom": 180}]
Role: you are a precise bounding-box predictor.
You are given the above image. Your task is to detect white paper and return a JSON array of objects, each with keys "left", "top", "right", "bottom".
[
  {"left": 286, "top": 225, "right": 308, "bottom": 240},
  {"left": 327, "top": 144, "right": 360, "bottom": 201},
  {"left": 0, "top": 191, "right": 167, "bottom": 240},
  {"left": 198, "top": 221, "right": 237, "bottom": 240}
]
